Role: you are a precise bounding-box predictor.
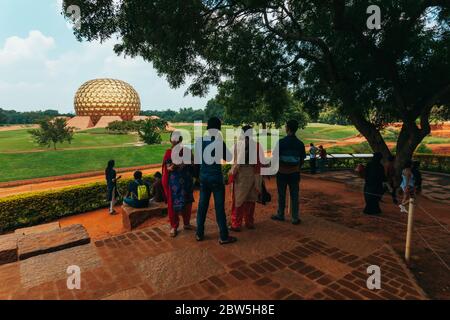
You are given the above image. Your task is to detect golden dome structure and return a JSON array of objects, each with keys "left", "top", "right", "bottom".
[{"left": 74, "top": 78, "right": 141, "bottom": 124}]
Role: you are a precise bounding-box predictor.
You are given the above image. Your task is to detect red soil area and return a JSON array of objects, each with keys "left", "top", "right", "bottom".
[{"left": 58, "top": 175, "right": 449, "bottom": 299}]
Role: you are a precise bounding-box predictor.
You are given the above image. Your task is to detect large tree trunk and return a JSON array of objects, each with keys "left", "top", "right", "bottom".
[
  {"left": 348, "top": 112, "right": 391, "bottom": 159},
  {"left": 349, "top": 112, "right": 430, "bottom": 179},
  {"left": 394, "top": 121, "right": 430, "bottom": 176}
]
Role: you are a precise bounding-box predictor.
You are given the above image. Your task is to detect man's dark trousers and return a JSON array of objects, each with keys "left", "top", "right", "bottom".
[
  {"left": 276, "top": 172, "right": 300, "bottom": 222},
  {"left": 196, "top": 176, "right": 229, "bottom": 241}
]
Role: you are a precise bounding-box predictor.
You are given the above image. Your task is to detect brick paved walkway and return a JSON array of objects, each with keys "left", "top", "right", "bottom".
[{"left": 0, "top": 211, "right": 426, "bottom": 300}]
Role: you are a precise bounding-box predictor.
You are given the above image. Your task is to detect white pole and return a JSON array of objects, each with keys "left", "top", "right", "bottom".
[{"left": 405, "top": 198, "right": 415, "bottom": 264}]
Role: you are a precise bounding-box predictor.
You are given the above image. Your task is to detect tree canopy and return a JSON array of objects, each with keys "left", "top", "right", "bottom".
[
  {"left": 63, "top": 0, "right": 450, "bottom": 170},
  {"left": 29, "top": 118, "right": 74, "bottom": 150}
]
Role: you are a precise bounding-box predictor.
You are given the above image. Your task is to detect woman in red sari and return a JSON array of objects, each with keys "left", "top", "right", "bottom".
[{"left": 162, "top": 131, "right": 195, "bottom": 237}]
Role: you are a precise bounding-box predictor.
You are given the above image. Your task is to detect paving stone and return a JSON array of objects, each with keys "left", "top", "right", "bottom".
[
  {"left": 18, "top": 224, "right": 90, "bottom": 260},
  {"left": 271, "top": 269, "right": 319, "bottom": 297},
  {"left": 14, "top": 222, "right": 60, "bottom": 236},
  {"left": 303, "top": 254, "right": 354, "bottom": 279},
  {"left": 0, "top": 233, "right": 18, "bottom": 265},
  {"left": 19, "top": 244, "right": 101, "bottom": 289},
  {"left": 137, "top": 247, "right": 225, "bottom": 294},
  {"left": 102, "top": 287, "right": 147, "bottom": 300}
]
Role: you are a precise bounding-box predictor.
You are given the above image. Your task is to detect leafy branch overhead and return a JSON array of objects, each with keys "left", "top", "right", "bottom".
[{"left": 62, "top": 0, "right": 450, "bottom": 171}]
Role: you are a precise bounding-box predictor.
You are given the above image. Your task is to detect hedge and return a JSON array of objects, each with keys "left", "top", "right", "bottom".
[
  {"left": 0, "top": 175, "right": 154, "bottom": 233},
  {"left": 413, "top": 154, "right": 450, "bottom": 174}
]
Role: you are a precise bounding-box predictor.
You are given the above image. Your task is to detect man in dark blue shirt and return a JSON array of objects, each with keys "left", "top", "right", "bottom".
[
  {"left": 271, "top": 120, "right": 306, "bottom": 224},
  {"left": 194, "top": 117, "right": 237, "bottom": 245}
]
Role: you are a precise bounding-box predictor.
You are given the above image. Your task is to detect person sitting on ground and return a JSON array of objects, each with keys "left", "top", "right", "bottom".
[
  {"left": 124, "top": 171, "right": 151, "bottom": 208},
  {"left": 105, "top": 160, "right": 121, "bottom": 215},
  {"left": 318, "top": 145, "right": 328, "bottom": 173},
  {"left": 363, "top": 152, "right": 386, "bottom": 215},
  {"left": 150, "top": 172, "right": 166, "bottom": 203},
  {"left": 271, "top": 120, "right": 306, "bottom": 225},
  {"left": 399, "top": 160, "right": 416, "bottom": 213},
  {"left": 384, "top": 155, "right": 399, "bottom": 204}
]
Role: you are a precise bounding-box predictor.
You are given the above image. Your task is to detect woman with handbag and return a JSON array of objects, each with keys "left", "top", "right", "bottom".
[{"left": 229, "top": 126, "right": 266, "bottom": 232}]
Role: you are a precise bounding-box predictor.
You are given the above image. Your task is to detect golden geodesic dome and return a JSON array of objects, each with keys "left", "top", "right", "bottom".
[{"left": 74, "top": 79, "right": 141, "bottom": 123}]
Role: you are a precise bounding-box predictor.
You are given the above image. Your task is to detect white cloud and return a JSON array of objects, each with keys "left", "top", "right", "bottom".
[
  {"left": 0, "top": 30, "right": 216, "bottom": 112},
  {"left": 0, "top": 31, "right": 55, "bottom": 65}
]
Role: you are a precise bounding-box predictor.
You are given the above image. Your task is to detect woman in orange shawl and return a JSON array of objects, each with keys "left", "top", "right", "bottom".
[{"left": 229, "top": 126, "right": 265, "bottom": 231}]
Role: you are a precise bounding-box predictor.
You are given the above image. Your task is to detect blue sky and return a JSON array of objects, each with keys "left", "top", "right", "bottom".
[{"left": 0, "top": 0, "right": 216, "bottom": 112}]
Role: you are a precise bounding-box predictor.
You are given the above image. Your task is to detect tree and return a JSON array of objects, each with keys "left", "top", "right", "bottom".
[
  {"left": 204, "top": 99, "right": 225, "bottom": 123},
  {"left": 318, "top": 106, "right": 352, "bottom": 125},
  {"left": 63, "top": 0, "right": 450, "bottom": 173},
  {"left": 29, "top": 118, "right": 74, "bottom": 150},
  {"left": 138, "top": 119, "right": 163, "bottom": 145},
  {"left": 0, "top": 109, "right": 7, "bottom": 125}
]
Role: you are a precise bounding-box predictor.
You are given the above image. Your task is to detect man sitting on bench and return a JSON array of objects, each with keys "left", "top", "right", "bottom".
[{"left": 124, "top": 171, "right": 151, "bottom": 208}]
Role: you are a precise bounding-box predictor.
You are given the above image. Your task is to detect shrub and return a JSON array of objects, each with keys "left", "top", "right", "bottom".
[
  {"left": 415, "top": 143, "right": 432, "bottom": 154},
  {"left": 0, "top": 175, "right": 154, "bottom": 233},
  {"left": 414, "top": 154, "right": 450, "bottom": 174}
]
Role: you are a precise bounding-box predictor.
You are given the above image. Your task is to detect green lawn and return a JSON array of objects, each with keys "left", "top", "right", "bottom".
[
  {"left": 0, "top": 128, "right": 139, "bottom": 152},
  {"left": 4, "top": 122, "right": 444, "bottom": 183},
  {"left": 0, "top": 145, "right": 169, "bottom": 182}
]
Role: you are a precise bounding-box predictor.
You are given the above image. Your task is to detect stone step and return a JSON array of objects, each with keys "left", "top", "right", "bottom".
[
  {"left": 17, "top": 224, "right": 90, "bottom": 260},
  {"left": 0, "top": 233, "right": 18, "bottom": 266},
  {"left": 122, "top": 202, "right": 167, "bottom": 231},
  {"left": 15, "top": 222, "right": 61, "bottom": 236}
]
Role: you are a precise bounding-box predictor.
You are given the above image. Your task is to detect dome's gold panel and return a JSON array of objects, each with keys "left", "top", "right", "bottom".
[{"left": 74, "top": 79, "right": 141, "bottom": 123}]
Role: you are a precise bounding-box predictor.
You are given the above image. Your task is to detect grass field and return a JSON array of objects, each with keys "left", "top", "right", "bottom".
[
  {"left": 0, "top": 128, "right": 139, "bottom": 152},
  {"left": 0, "top": 122, "right": 445, "bottom": 182}
]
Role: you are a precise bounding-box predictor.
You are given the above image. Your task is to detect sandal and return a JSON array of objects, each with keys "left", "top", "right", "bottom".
[
  {"left": 219, "top": 236, "right": 237, "bottom": 245},
  {"left": 170, "top": 228, "right": 178, "bottom": 238}
]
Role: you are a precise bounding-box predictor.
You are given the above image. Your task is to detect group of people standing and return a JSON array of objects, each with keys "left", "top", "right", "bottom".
[
  {"left": 106, "top": 118, "right": 422, "bottom": 241},
  {"left": 106, "top": 117, "right": 307, "bottom": 245},
  {"left": 308, "top": 143, "right": 327, "bottom": 174}
]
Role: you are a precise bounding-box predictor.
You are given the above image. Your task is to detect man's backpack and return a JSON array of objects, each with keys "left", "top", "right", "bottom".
[{"left": 137, "top": 184, "right": 149, "bottom": 201}]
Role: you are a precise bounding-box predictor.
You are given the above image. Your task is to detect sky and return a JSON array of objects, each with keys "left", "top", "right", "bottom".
[{"left": 0, "top": 0, "right": 216, "bottom": 113}]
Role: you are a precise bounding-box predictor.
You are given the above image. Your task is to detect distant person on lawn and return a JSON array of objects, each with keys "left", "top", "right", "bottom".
[
  {"left": 309, "top": 143, "right": 318, "bottom": 174},
  {"left": 194, "top": 117, "right": 237, "bottom": 245},
  {"left": 124, "top": 171, "right": 151, "bottom": 208},
  {"left": 229, "top": 125, "right": 264, "bottom": 232},
  {"left": 318, "top": 145, "right": 328, "bottom": 173},
  {"left": 105, "top": 160, "right": 121, "bottom": 215},
  {"left": 271, "top": 120, "right": 306, "bottom": 225},
  {"left": 150, "top": 172, "right": 166, "bottom": 203},
  {"left": 162, "top": 131, "right": 195, "bottom": 238},
  {"left": 363, "top": 152, "right": 386, "bottom": 215}
]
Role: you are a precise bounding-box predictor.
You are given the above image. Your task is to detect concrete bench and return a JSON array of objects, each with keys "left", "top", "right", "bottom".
[
  {"left": 17, "top": 224, "right": 90, "bottom": 260},
  {"left": 122, "top": 202, "right": 167, "bottom": 231}
]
